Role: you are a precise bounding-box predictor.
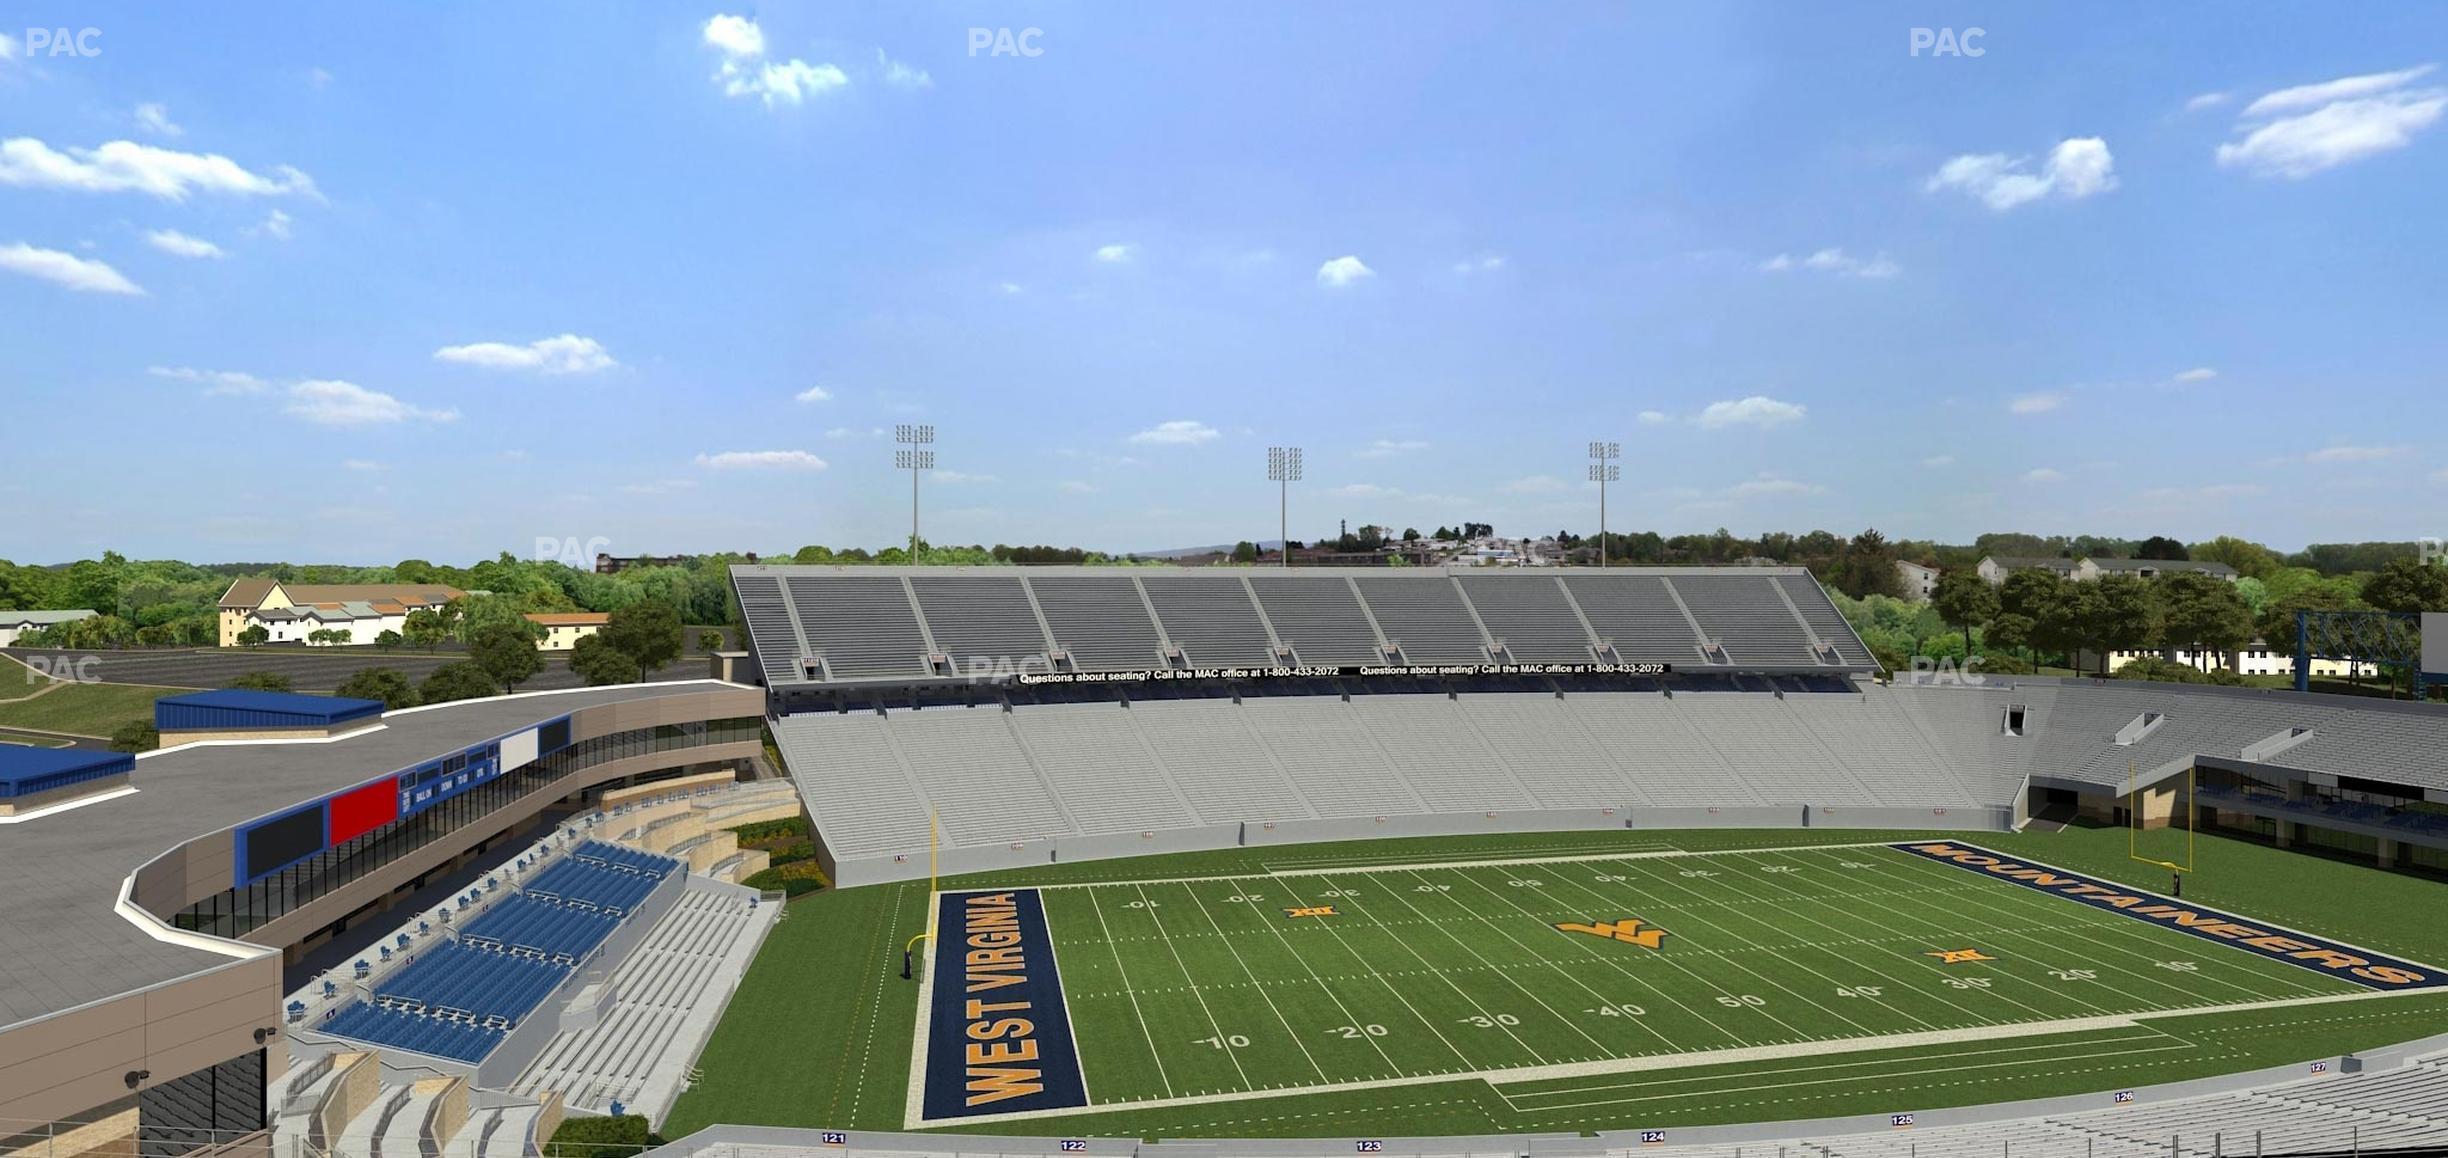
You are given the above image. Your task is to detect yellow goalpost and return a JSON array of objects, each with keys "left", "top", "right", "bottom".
[
  {"left": 902, "top": 810, "right": 940, "bottom": 978},
  {"left": 2127, "top": 760, "right": 2197, "bottom": 877}
]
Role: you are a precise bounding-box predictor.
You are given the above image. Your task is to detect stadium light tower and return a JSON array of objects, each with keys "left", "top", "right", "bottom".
[
  {"left": 895, "top": 424, "right": 935, "bottom": 563},
  {"left": 1588, "top": 440, "right": 1620, "bottom": 568},
  {"left": 1266, "top": 446, "right": 1302, "bottom": 567}
]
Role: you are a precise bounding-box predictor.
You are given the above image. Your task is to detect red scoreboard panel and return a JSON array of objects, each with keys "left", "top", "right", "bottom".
[{"left": 328, "top": 775, "right": 401, "bottom": 845}]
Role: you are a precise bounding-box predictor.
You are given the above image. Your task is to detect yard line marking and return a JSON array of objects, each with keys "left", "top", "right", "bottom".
[
  {"left": 1431, "top": 863, "right": 1749, "bottom": 1050},
  {"left": 921, "top": 986, "right": 2409, "bottom": 1127},
  {"left": 1345, "top": 868, "right": 1622, "bottom": 1058},
  {"left": 1252, "top": 875, "right": 1488, "bottom": 1072},
  {"left": 1650, "top": 850, "right": 2063, "bottom": 1026},
  {"left": 1534, "top": 859, "right": 1880, "bottom": 1040},
  {"left": 1194, "top": 879, "right": 1413, "bottom": 1080},
  {"left": 1295, "top": 871, "right": 1565, "bottom": 1065},
  {"left": 1819, "top": 847, "right": 2336, "bottom": 1005},
  {"left": 992, "top": 839, "right": 1914, "bottom": 892},
  {"left": 1129, "top": 882, "right": 1257, "bottom": 1092},
  {"left": 1494, "top": 1024, "right": 2184, "bottom": 1107},
  {"left": 1037, "top": 890, "right": 1095, "bottom": 1107},
  {"left": 1085, "top": 883, "right": 1176, "bottom": 1100},
  {"left": 1168, "top": 881, "right": 1333, "bottom": 1087},
  {"left": 1397, "top": 866, "right": 1685, "bottom": 1054},
  {"left": 900, "top": 883, "right": 934, "bottom": 1129},
  {"left": 1505, "top": 1038, "right": 2205, "bottom": 1114}
]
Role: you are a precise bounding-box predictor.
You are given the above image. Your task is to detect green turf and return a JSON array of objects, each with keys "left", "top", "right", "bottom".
[
  {"left": 664, "top": 824, "right": 2448, "bottom": 1139},
  {"left": 0, "top": 680, "right": 186, "bottom": 737}
]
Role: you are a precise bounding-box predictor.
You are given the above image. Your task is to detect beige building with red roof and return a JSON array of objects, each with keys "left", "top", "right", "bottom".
[
  {"left": 524, "top": 610, "right": 611, "bottom": 650},
  {"left": 216, "top": 578, "right": 464, "bottom": 647}
]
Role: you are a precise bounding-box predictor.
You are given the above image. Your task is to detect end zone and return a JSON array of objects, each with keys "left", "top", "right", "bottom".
[
  {"left": 915, "top": 888, "right": 1091, "bottom": 1123},
  {"left": 1891, "top": 842, "right": 2448, "bottom": 992}
]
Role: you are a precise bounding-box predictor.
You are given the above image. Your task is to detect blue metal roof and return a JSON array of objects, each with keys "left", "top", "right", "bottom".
[
  {"left": 0, "top": 747, "right": 135, "bottom": 797},
  {"left": 156, "top": 689, "right": 387, "bottom": 730}
]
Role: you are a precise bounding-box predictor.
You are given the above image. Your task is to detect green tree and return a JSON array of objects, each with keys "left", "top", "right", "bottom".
[
  {"left": 2155, "top": 571, "right": 2255, "bottom": 670},
  {"left": 2191, "top": 536, "right": 2280, "bottom": 579},
  {"left": 2134, "top": 535, "right": 2190, "bottom": 561},
  {"left": 236, "top": 624, "right": 270, "bottom": 648},
  {"left": 375, "top": 629, "right": 404, "bottom": 651},
  {"left": 418, "top": 661, "right": 499, "bottom": 705},
  {"left": 696, "top": 630, "right": 724, "bottom": 652},
  {"left": 2362, "top": 557, "right": 2448, "bottom": 613},
  {"left": 402, "top": 608, "right": 447, "bottom": 649},
  {"left": 1930, "top": 569, "right": 1998, "bottom": 658},
  {"left": 334, "top": 667, "right": 420, "bottom": 710},
  {"left": 1997, "top": 569, "right": 2071, "bottom": 666},
  {"left": 468, "top": 622, "right": 544, "bottom": 694},
  {"left": 2074, "top": 574, "right": 2157, "bottom": 675},
  {"left": 1230, "top": 541, "right": 1260, "bottom": 564},
  {"left": 227, "top": 670, "right": 293, "bottom": 692},
  {"left": 600, "top": 599, "right": 684, "bottom": 673},
  {"left": 110, "top": 720, "right": 160, "bottom": 753},
  {"left": 569, "top": 633, "right": 643, "bottom": 686}
]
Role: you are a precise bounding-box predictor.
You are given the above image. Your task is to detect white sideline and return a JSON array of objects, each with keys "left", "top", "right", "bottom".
[
  {"left": 997, "top": 839, "right": 1912, "bottom": 891},
  {"left": 908, "top": 986, "right": 2415, "bottom": 1128}
]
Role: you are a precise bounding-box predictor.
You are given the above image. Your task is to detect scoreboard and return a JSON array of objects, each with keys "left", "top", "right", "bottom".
[{"left": 230, "top": 714, "right": 573, "bottom": 887}]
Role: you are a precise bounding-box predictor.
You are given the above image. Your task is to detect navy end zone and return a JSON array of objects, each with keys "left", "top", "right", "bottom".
[
  {"left": 1893, "top": 842, "right": 2448, "bottom": 991},
  {"left": 922, "top": 889, "right": 1090, "bottom": 1121}
]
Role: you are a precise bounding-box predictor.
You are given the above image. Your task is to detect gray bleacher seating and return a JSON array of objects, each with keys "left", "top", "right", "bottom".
[
  {"left": 1137, "top": 575, "right": 1278, "bottom": 666},
  {"left": 1673, "top": 575, "right": 1819, "bottom": 666},
  {"left": 1029, "top": 576, "right": 1166, "bottom": 669},
  {"left": 1351, "top": 576, "right": 1488, "bottom": 663},
  {"left": 907, "top": 575, "right": 1048, "bottom": 673},
  {"left": 785, "top": 574, "right": 929, "bottom": 679},
  {"left": 1561, "top": 575, "right": 1706, "bottom": 664},
  {"left": 1456, "top": 575, "right": 1595, "bottom": 662},
  {"left": 1244, "top": 575, "right": 1383, "bottom": 665}
]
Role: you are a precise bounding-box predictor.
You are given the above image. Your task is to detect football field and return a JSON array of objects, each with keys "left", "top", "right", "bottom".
[{"left": 908, "top": 839, "right": 2437, "bottom": 1128}]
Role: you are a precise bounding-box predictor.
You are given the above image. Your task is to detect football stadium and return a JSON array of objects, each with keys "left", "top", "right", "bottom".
[{"left": 5, "top": 564, "right": 2448, "bottom": 1158}]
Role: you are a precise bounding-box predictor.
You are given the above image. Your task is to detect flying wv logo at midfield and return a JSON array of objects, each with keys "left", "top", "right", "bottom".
[{"left": 1554, "top": 918, "right": 1667, "bottom": 949}]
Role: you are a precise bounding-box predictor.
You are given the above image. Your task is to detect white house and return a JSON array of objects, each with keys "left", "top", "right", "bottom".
[
  {"left": 1895, "top": 561, "right": 1940, "bottom": 602},
  {"left": 525, "top": 612, "right": 610, "bottom": 651},
  {"left": 0, "top": 610, "right": 99, "bottom": 647},
  {"left": 2105, "top": 648, "right": 2377, "bottom": 678}
]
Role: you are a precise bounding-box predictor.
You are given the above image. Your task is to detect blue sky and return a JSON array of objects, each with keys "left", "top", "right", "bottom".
[{"left": 4, "top": 2, "right": 2444, "bottom": 564}]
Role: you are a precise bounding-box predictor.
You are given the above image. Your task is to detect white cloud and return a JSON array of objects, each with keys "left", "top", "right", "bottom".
[
  {"left": 795, "top": 385, "right": 832, "bottom": 403},
  {"left": 2185, "top": 91, "right": 2232, "bottom": 113},
  {"left": 2171, "top": 366, "right": 2218, "bottom": 383},
  {"left": 2244, "top": 65, "right": 2438, "bottom": 117},
  {"left": 702, "top": 14, "right": 848, "bottom": 108},
  {"left": 433, "top": 334, "right": 617, "bottom": 375},
  {"left": 1723, "top": 474, "right": 1825, "bottom": 499},
  {"left": 2304, "top": 444, "right": 2407, "bottom": 463},
  {"left": 1357, "top": 439, "right": 1429, "bottom": 458},
  {"left": 0, "top": 242, "right": 144, "bottom": 295},
  {"left": 2217, "top": 66, "right": 2445, "bottom": 178},
  {"left": 1451, "top": 255, "right": 1506, "bottom": 274},
  {"left": 1093, "top": 243, "right": 1136, "bottom": 264},
  {"left": 1694, "top": 396, "right": 1806, "bottom": 430},
  {"left": 0, "top": 137, "right": 318, "bottom": 200},
  {"left": 133, "top": 103, "right": 183, "bottom": 138},
  {"left": 1127, "top": 420, "right": 1219, "bottom": 445},
  {"left": 1499, "top": 475, "right": 1568, "bottom": 495},
  {"left": 825, "top": 426, "right": 887, "bottom": 440},
  {"left": 1636, "top": 410, "right": 1671, "bottom": 425},
  {"left": 342, "top": 459, "right": 383, "bottom": 472},
  {"left": 695, "top": 449, "right": 828, "bottom": 471},
  {"left": 2009, "top": 390, "right": 2069, "bottom": 415},
  {"left": 145, "top": 228, "right": 224, "bottom": 259},
  {"left": 877, "top": 48, "right": 932, "bottom": 89},
  {"left": 935, "top": 470, "right": 999, "bottom": 484},
  {"left": 702, "top": 14, "right": 766, "bottom": 58},
  {"left": 150, "top": 366, "right": 270, "bottom": 396},
  {"left": 253, "top": 209, "right": 293, "bottom": 240},
  {"left": 1316, "top": 255, "right": 1375, "bottom": 287},
  {"left": 1057, "top": 480, "right": 1097, "bottom": 495},
  {"left": 1922, "top": 454, "right": 1956, "bottom": 468},
  {"left": 1926, "top": 137, "right": 2118, "bottom": 210},
  {"left": 2023, "top": 467, "right": 2066, "bottom": 483},
  {"left": 1328, "top": 483, "right": 1402, "bottom": 499},
  {"left": 0, "top": 32, "right": 16, "bottom": 61},
  {"left": 285, "top": 380, "right": 457, "bottom": 427},
  {"left": 1759, "top": 247, "right": 1901, "bottom": 278},
  {"left": 306, "top": 67, "right": 335, "bottom": 89},
  {"left": 997, "top": 281, "right": 1023, "bottom": 295}
]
